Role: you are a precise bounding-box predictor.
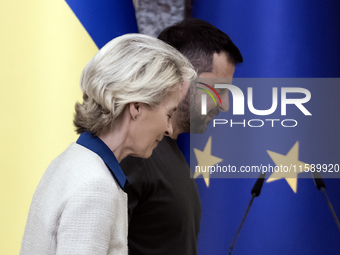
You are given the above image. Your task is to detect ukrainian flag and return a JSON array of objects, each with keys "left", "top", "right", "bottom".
[{"left": 0, "top": 1, "right": 137, "bottom": 254}]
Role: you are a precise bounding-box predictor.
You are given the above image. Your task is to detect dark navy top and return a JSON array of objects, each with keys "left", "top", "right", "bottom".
[{"left": 77, "top": 131, "right": 128, "bottom": 191}]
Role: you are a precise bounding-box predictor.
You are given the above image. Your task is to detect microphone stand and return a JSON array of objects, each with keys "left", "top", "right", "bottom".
[
  {"left": 228, "top": 172, "right": 266, "bottom": 255},
  {"left": 312, "top": 170, "right": 340, "bottom": 231}
]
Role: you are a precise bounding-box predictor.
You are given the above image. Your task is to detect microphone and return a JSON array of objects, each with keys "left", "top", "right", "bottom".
[
  {"left": 251, "top": 172, "right": 266, "bottom": 197},
  {"left": 311, "top": 168, "right": 340, "bottom": 231},
  {"left": 228, "top": 172, "right": 266, "bottom": 255},
  {"left": 311, "top": 170, "right": 325, "bottom": 190}
]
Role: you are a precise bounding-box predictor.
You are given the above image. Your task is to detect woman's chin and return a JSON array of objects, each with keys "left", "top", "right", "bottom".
[
  {"left": 143, "top": 151, "right": 153, "bottom": 158},
  {"left": 140, "top": 141, "right": 160, "bottom": 158}
]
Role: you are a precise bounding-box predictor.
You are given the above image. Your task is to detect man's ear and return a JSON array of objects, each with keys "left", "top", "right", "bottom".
[{"left": 129, "top": 102, "right": 141, "bottom": 120}]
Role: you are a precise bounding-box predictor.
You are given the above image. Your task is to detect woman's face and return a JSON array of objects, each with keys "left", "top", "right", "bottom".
[{"left": 130, "top": 93, "right": 178, "bottom": 158}]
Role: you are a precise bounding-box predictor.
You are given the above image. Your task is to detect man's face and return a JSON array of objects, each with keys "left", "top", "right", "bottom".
[
  {"left": 170, "top": 51, "right": 235, "bottom": 137},
  {"left": 191, "top": 52, "right": 235, "bottom": 133},
  {"left": 169, "top": 81, "right": 190, "bottom": 138}
]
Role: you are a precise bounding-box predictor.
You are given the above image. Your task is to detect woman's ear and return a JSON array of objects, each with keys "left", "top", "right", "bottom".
[{"left": 129, "top": 102, "right": 141, "bottom": 120}]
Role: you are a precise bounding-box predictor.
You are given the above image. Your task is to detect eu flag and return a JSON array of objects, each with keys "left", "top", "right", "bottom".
[{"left": 186, "top": 1, "right": 340, "bottom": 254}]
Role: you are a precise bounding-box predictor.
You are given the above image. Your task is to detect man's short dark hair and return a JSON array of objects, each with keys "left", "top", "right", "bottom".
[{"left": 158, "top": 18, "right": 243, "bottom": 74}]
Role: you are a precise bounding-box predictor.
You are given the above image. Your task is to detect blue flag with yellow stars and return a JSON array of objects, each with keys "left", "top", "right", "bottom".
[{"left": 180, "top": 0, "right": 340, "bottom": 254}]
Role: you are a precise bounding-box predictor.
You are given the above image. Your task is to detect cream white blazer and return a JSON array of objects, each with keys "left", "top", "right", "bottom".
[{"left": 20, "top": 143, "right": 128, "bottom": 255}]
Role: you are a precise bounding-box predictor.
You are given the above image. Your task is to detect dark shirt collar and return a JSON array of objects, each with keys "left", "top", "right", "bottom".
[{"left": 76, "top": 131, "right": 128, "bottom": 191}]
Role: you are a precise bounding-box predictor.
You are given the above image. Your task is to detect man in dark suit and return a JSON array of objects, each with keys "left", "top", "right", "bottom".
[{"left": 120, "top": 18, "right": 243, "bottom": 255}]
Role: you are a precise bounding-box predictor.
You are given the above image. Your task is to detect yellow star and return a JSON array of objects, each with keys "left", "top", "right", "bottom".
[
  {"left": 266, "top": 141, "right": 310, "bottom": 193},
  {"left": 193, "top": 136, "right": 223, "bottom": 188}
]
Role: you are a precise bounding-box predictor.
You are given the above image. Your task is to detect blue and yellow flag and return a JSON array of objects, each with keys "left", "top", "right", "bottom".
[
  {"left": 185, "top": 0, "right": 340, "bottom": 254},
  {"left": 0, "top": 1, "right": 137, "bottom": 254}
]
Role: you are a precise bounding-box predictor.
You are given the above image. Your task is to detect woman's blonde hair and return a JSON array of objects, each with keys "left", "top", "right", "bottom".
[{"left": 74, "top": 33, "right": 196, "bottom": 136}]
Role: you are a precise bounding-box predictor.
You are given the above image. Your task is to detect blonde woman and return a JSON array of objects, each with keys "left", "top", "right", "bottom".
[{"left": 20, "top": 34, "right": 196, "bottom": 255}]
